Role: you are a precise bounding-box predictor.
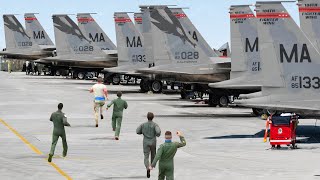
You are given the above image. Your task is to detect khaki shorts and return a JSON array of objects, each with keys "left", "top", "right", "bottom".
[{"left": 94, "top": 101, "right": 105, "bottom": 112}]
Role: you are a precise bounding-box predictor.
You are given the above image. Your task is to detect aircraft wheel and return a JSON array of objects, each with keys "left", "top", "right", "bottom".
[
  {"left": 208, "top": 94, "right": 218, "bottom": 107},
  {"left": 252, "top": 108, "right": 264, "bottom": 116},
  {"left": 180, "top": 90, "right": 187, "bottom": 99},
  {"left": 264, "top": 109, "right": 278, "bottom": 116},
  {"left": 139, "top": 79, "right": 149, "bottom": 92},
  {"left": 55, "top": 70, "right": 61, "bottom": 76},
  {"left": 87, "top": 73, "right": 94, "bottom": 79},
  {"left": 218, "top": 96, "right": 229, "bottom": 107},
  {"left": 112, "top": 75, "right": 121, "bottom": 85},
  {"left": 77, "top": 72, "right": 85, "bottom": 80},
  {"left": 151, "top": 80, "right": 162, "bottom": 93}
]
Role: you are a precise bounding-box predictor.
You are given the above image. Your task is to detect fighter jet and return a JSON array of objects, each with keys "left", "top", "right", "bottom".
[
  {"left": 209, "top": 5, "right": 261, "bottom": 91},
  {"left": 0, "top": 14, "right": 54, "bottom": 59},
  {"left": 99, "top": 12, "right": 154, "bottom": 87},
  {"left": 24, "top": 13, "right": 55, "bottom": 47},
  {"left": 231, "top": 0, "right": 320, "bottom": 115},
  {"left": 234, "top": 1, "right": 320, "bottom": 115},
  {"left": 136, "top": 6, "right": 231, "bottom": 105},
  {"left": 213, "top": 42, "right": 231, "bottom": 58},
  {"left": 37, "top": 14, "right": 117, "bottom": 79},
  {"left": 77, "top": 13, "right": 117, "bottom": 51}
]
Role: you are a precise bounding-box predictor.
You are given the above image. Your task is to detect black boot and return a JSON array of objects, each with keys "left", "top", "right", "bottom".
[
  {"left": 147, "top": 169, "right": 150, "bottom": 178},
  {"left": 48, "top": 154, "right": 53, "bottom": 162}
]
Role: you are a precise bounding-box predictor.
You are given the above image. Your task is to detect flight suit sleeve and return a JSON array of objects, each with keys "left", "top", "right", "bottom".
[
  {"left": 63, "top": 113, "right": 71, "bottom": 127},
  {"left": 50, "top": 113, "right": 53, "bottom": 121},
  {"left": 124, "top": 100, "right": 128, "bottom": 109},
  {"left": 107, "top": 100, "right": 114, "bottom": 108},
  {"left": 176, "top": 136, "right": 186, "bottom": 148},
  {"left": 155, "top": 124, "right": 161, "bottom": 137},
  {"left": 136, "top": 124, "right": 143, "bottom": 135},
  {"left": 151, "top": 145, "right": 163, "bottom": 168}
]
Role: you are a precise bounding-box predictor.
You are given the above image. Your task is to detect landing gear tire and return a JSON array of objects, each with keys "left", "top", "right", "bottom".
[
  {"left": 252, "top": 108, "right": 264, "bottom": 116},
  {"left": 218, "top": 96, "right": 229, "bottom": 107},
  {"left": 77, "top": 72, "right": 85, "bottom": 80},
  {"left": 209, "top": 94, "right": 218, "bottom": 107},
  {"left": 112, "top": 75, "right": 121, "bottom": 85},
  {"left": 180, "top": 90, "right": 187, "bottom": 99},
  {"left": 264, "top": 109, "right": 279, "bottom": 116},
  {"left": 55, "top": 70, "right": 61, "bottom": 76},
  {"left": 151, "top": 80, "right": 162, "bottom": 93},
  {"left": 139, "top": 79, "right": 150, "bottom": 92}
]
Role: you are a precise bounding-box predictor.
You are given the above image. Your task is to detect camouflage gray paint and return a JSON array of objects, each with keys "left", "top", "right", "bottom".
[
  {"left": 114, "top": 12, "right": 147, "bottom": 67},
  {"left": 298, "top": 0, "right": 320, "bottom": 51},
  {"left": 1, "top": 14, "right": 54, "bottom": 59},
  {"left": 136, "top": 5, "right": 230, "bottom": 83},
  {"left": 3, "top": 15, "right": 32, "bottom": 50},
  {"left": 235, "top": 1, "right": 320, "bottom": 113},
  {"left": 209, "top": 5, "right": 262, "bottom": 89},
  {"left": 24, "top": 13, "right": 54, "bottom": 46},
  {"left": 52, "top": 14, "right": 106, "bottom": 59},
  {"left": 134, "top": 13, "right": 143, "bottom": 33},
  {"left": 77, "top": 13, "right": 116, "bottom": 51}
]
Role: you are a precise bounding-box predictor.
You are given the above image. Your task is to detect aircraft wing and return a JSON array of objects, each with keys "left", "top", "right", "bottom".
[
  {"left": 234, "top": 96, "right": 320, "bottom": 114},
  {"left": 209, "top": 76, "right": 261, "bottom": 90},
  {"left": 39, "top": 45, "right": 56, "bottom": 51}
]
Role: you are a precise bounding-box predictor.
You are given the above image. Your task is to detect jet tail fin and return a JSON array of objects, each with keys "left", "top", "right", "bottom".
[
  {"left": 142, "top": 6, "right": 211, "bottom": 66},
  {"left": 77, "top": 13, "right": 116, "bottom": 50},
  {"left": 24, "top": 13, "right": 54, "bottom": 46},
  {"left": 3, "top": 14, "right": 41, "bottom": 52},
  {"left": 298, "top": 0, "right": 320, "bottom": 51},
  {"left": 52, "top": 14, "right": 105, "bottom": 58},
  {"left": 114, "top": 12, "right": 149, "bottom": 67},
  {"left": 256, "top": 1, "right": 320, "bottom": 93},
  {"left": 134, "top": 12, "right": 143, "bottom": 32}
]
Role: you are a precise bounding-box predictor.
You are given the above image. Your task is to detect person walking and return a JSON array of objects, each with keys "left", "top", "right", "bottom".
[
  {"left": 136, "top": 112, "right": 161, "bottom": 178},
  {"left": 89, "top": 77, "right": 108, "bottom": 127},
  {"left": 106, "top": 91, "right": 128, "bottom": 140},
  {"left": 48, "top": 103, "right": 70, "bottom": 162},
  {"left": 149, "top": 131, "right": 186, "bottom": 180}
]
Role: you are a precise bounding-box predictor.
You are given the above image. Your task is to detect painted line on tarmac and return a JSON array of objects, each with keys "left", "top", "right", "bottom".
[{"left": 0, "top": 118, "right": 72, "bottom": 180}]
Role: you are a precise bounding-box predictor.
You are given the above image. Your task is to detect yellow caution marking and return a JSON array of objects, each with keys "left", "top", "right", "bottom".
[{"left": 0, "top": 118, "right": 72, "bottom": 180}]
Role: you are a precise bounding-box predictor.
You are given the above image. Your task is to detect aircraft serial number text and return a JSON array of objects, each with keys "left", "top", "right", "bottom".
[
  {"left": 132, "top": 54, "right": 146, "bottom": 62},
  {"left": 291, "top": 76, "right": 320, "bottom": 89},
  {"left": 175, "top": 52, "right": 199, "bottom": 60},
  {"left": 18, "top": 42, "right": 32, "bottom": 47}
]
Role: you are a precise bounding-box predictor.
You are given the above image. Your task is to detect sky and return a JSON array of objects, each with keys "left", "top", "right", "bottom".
[{"left": 0, "top": 0, "right": 300, "bottom": 50}]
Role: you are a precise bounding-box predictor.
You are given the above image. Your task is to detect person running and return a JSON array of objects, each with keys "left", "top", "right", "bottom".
[
  {"left": 48, "top": 103, "right": 70, "bottom": 162},
  {"left": 106, "top": 91, "right": 128, "bottom": 140},
  {"left": 136, "top": 112, "right": 161, "bottom": 178},
  {"left": 149, "top": 131, "right": 186, "bottom": 180},
  {"left": 89, "top": 77, "right": 108, "bottom": 127}
]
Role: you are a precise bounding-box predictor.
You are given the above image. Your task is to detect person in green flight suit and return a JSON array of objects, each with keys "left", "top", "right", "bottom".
[
  {"left": 106, "top": 91, "right": 128, "bottom": 140},
  {"left": 136, "top": 112, "right": 161, "bottom": 178},
  {"left": 48, "top": 103, "right": 70, "bottom": 162},
  {"left": 149, "top": 131, "right": 186, "bottom": 180}
]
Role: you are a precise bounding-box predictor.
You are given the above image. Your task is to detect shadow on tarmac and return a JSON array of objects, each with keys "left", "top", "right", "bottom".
[
  {"left": 94, "top": 176, "right": 146, "bottom": 180},
  {"left": 157, "top": 112, "right": 255, "bottom": 118},
  {"left": 89, "top": 137, "right": 116, "bottom": 141},
  {"left": 204, "top": 125, "right": 320, "bottom": 144}
]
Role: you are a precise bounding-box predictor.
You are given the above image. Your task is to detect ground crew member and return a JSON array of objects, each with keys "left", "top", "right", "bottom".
[
  {"left": 136, "top": 112, "right": 161, "bottom": 178},
  {"left": 89, "top": 77, "right": 108, "bottom": 127},
  {"left": 149, "top": 131, "right": 186, "bottom": 180},
  {"left": 106, "top": 91, "right": 128, "bottom": 140},
  {"left": 7, "top": 60, "right": 12, "bottom": 73},
  {"left": 48, "top": 103, "right": 70, "bottom": 162}
]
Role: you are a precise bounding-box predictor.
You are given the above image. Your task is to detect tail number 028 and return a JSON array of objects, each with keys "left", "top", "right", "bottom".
[{"left": 175, "top": 52, "right": 199, "bottom": 60}]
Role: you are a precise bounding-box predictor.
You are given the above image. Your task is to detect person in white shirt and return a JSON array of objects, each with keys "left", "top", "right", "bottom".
[{"left": 89, "top": 77, "right": 108, "bottom": 127}]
